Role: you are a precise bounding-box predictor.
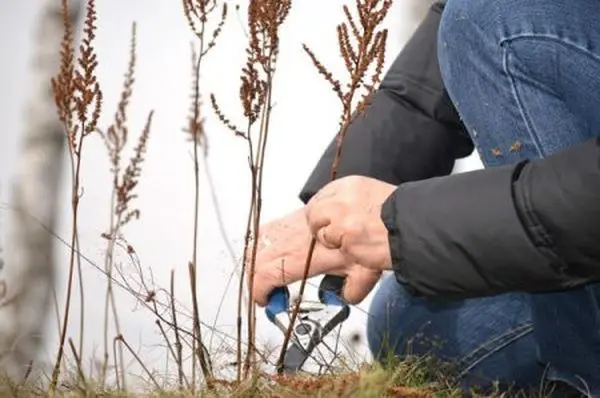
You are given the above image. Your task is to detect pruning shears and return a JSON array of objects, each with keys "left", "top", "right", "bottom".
[{"left": 265, "top": 275, "right": 350, "bottom": 373}]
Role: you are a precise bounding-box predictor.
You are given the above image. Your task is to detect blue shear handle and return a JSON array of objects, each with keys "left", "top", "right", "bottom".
[
  {"left": 265, "top": 286, "right": 289, "bottom": 323},
  {"left": 318, "top": 275, "right": 346, "bottom": 306}
]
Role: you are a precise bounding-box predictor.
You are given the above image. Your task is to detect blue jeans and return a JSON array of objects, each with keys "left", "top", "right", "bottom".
[{"left": 367, "top": 0, "right": 600, "bottom": 395}]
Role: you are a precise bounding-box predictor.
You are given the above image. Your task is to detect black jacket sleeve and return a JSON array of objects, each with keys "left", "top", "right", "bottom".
[
  {"left": 298, "top": 1, "right": 472, "bottom": 204},
  {"left": 382, "top": 137, "right": 600, "bottom": 298}
]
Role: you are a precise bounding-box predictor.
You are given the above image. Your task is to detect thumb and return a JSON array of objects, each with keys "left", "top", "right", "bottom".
[
  {"left": 340, "top": 267, "right": 381, "bottom": 305},
  {"left": 316, "top": 224, "right": 343, "bottom": 249}
]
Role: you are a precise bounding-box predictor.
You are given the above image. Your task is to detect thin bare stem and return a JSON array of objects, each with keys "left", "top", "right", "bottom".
[
  {"left": 112, "top": 335, "right": 121, "bottom": 391},
  {"left": 67, "top": 337, "right": 87, "bottom": 390},
  {"left": 170, "top": 270, "right": 187, "bottom": 389},
  {"left": 51, "top": 134, "right": 85, "bottom": 389},
  {"left": 116, "top": 335, "right": 163, "bottom": 392}
]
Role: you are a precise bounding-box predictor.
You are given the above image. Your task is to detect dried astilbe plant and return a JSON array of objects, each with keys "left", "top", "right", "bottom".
[
  {"left": 96, "top": 21, "right": 154, "bottom": 389},
  {"left": 49, "top": 0, "right": 103, "bottom": 391},
  {"left": 277, "top": 0, "right": 392, "bottom": 375},
  {"left": 305, "top": 0, "right": 391, "bottom": 177},
  {"left": 181, "top": 0, "right": 228, "bottom": 391},
  {"left": 210, "top": 0, "right": 292, "bottom": 381}
]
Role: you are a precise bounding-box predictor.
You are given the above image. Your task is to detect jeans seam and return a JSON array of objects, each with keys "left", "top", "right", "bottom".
[
  {"left": 500, "top": 34, "right": 600, "bottom": 158},
  {"left": 456, "top": 322, "right": 534, "bottom": 379},
  {"left": 500, "top": 34, "right": 600, "bottom": 64},
  {"left": 501, "top": 44, "right": 546, "bottom": 157}
]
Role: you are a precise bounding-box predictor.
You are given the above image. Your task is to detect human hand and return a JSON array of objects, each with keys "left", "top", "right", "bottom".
[
  {"left": 249, "top": 207, "right": 381, "bottom": 306},
  {"left": 305, "top": 175, "right": 397, "bottom": 272}
]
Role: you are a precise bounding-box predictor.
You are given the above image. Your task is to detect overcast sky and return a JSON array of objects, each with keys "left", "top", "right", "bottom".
[{"left": 0, "top": 0, "right": 482, "bottom": 386}]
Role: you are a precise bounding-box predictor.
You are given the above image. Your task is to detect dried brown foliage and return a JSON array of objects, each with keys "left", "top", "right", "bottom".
[
  {"left": 52, "top": 0, "right": 103, "bottom": 154},
  {"left": 269, "top": 372, "right": 434, "bottom": 397},
  {"left": 211, "top": 0, "right": 292, "bottom": 135},
  {"left": 185, "top": 45, "right": 207, "bottom": 152},
  {"left": 101, "top": 23, "right": 137, "bottom": 174},
  {"left": 277, "top": 0, "right": 392, "bottom": 375},
  {"left": 99, "top": 23, "right": 154, "bottom": 229},
  {"left": 114, "top": 111, "right": 153, "bottom": 226},
  {"left": 182, "top": 0, "right": 228, "bottom": 152},
  {"left": 304, "top": 0, "right": 391, "bottom": 171}
]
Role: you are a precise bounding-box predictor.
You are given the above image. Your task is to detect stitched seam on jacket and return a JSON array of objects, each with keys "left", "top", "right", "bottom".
[
  {"left": 518, "top": 167, "right": 558, "bottom": 251},
  {"left": 511, "top": 162, "right": 553, "bottom": 249},
  {"left": 512, "top": 164, "right": 569, "bottom": 279}
]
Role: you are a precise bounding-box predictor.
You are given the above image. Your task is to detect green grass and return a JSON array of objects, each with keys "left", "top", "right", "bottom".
[{"left": 0, "top": 355, "right": 562, "bottom": 397}]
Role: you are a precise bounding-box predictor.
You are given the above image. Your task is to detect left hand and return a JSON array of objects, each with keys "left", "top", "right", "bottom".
[
  {"left": 305, "top": 175, "right": 397, "bottom": 272},
  {"left": 249, "top": 207, "right": 380, "bottom": 306}
]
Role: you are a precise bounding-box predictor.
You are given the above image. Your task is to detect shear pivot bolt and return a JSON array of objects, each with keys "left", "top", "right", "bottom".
[{"left": 295, "top": 323, "right": 311, "bottom": 335}]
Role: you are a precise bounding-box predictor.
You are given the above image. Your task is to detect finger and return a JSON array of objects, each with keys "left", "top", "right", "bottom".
[
  {"left": 316, "top": 226, "right": 339, "bottom": 249},
  {"left": 252, "top": 242, "right": 349, "bottom": 306},
  {"left": 251, "top": 258, "right": 289, "bottom": 307},
  {"left": 251, "top": 255, "right": 321, "bottom": 307},
  {"left": 306, "top": 200, "right": 347, "bottom": 243},
  {"left": 341, "top": 267, "right": 381, "bottom": 305}
]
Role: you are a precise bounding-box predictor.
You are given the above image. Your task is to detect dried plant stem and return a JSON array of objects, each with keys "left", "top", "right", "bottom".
[
  {"left": 51, "top": 134, "right": 85, "bottom": 390},
  {"left": 244, "top": 73, "right": 275, "bottom": 378},
  {"left": 116, "top": 335, "right": 163, "bottom": 392},
  {"left": 75, "top": 233, "right": 85, "bottom": 359},
  {"left": 100, "top": 208, "right": 125, "bottom": 389},
  {"left": 170, "top": 270, "right": 187, "bottom": 390},
  {"left": 236, "top": 95, "right": 275, "bottom": 380},
  {"left": 155, "top": 319, "right": 190, "bottom": 390},
  {"left": 181, "top": 0, "right": 227, "bottom": 388},
  {"left": 212, "top": 1, "right": 292, "bottom": 381},
  {"left": 96, "top": 21, "right": 151, "bottom": 391},
  {"left": 100, "top": 188, "right": 119, "bottom": 386},
  {"left": 188, "top": 33, "right": 213, "bottom": 393},
  {"left": 50, "top": 0, "right": 103, "bottom": 389},
  {"left": 276, "top": 0, "right": 391, "bottom": 374},
  {"left": 236, "top": 140, "right": 255, "bottom": 381},
  {"left": 112, "top": 335, "right": 121, "bottom": 391},
  {"left": 190, "top": 51, "right": 204, "bottom": 390},
  {"left": 276, "top": 237, "right": 317, "bottom": 373},
  {"left": 67, "top": 337, "right": 87, "bottom": 389}
]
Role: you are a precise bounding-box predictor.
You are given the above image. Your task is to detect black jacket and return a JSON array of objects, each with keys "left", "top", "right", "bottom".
[{"left": 298, "top": 1, "right": 600, "bottom": 299}]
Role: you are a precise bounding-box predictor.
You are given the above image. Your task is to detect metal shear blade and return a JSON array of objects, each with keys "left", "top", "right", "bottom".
[{"left": 265, "top": 282, "right": 350, "bottom": 373}]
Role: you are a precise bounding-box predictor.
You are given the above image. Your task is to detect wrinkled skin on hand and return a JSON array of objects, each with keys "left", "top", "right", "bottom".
[
  {"left": 305, "top": 175, "right": 397, "bottom": 273},
  {"left": 249, "top": 206, "right": 381, "bottom": 306}
]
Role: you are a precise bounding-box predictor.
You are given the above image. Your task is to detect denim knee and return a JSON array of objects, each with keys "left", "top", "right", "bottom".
[
  {"left": 366, "top": 274, "right": 544, "bottom": 391},
  {"left": 366, "top": 274, "right": 412, "bottom": 359},
  {"left": 438, "top": 0, "right": 600, "bottom": 164}
]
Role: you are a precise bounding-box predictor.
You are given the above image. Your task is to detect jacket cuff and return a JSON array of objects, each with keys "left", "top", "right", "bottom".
[{"left": 380, "top": 162, "right": 565, "bottom": 298}]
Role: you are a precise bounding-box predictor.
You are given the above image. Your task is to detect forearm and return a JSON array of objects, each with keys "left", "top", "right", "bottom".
[{"left": 382, "top": 138, "right": 600, "bottom": 298}]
